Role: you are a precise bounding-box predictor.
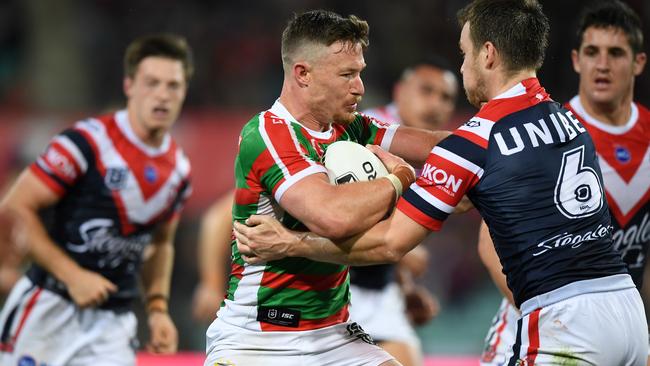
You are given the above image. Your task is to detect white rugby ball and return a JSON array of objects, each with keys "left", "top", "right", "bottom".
[{"left": 323, "top": 141, "right": 389, "bottom": 185}]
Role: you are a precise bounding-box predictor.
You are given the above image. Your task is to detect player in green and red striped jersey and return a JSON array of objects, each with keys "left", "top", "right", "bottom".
[{"left": 204, "top": 9, "right": 448, "bottom": 366}]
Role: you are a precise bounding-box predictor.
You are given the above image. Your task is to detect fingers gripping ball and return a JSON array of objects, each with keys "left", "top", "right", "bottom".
[{"left": 323, "top": 141, "right": 389, "bottom": 185}]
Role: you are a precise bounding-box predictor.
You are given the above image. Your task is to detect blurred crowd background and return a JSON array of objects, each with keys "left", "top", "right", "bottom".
[{"left": 0, "top": 0, "right": 648, "bottom": 355}]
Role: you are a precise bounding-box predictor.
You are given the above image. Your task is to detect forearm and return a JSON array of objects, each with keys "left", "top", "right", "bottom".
[
  {"left": 389, "top": 127, "right": 451, "bottom": 167},
  {"left": 291, "top": 218, "right": 405, "bottom": 266},
  {"left": 142, "top": 242, "right": 174, "bottom": 307},
  {"left": 14, "top": 206, "right": 82, "bottom": 284}
]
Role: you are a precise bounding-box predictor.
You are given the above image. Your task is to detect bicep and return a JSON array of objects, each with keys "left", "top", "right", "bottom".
[
  {"left": 2, "top": 169, "right": 61, "bottom": 211},
  {"left": 278, "top": 173, "right": 336, "bottom": 231},
  {"left": 151, "top": 216, "right": 180, "bottom": 246},
  {"left": 383, "top": 209, "right": 430, "bottom": 256}
]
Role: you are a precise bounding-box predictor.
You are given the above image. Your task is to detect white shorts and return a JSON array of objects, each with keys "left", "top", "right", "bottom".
[
  {"left": 480, "top": 297, "right": 520, "bottom": 366},
  {"left": 0, "top": 277, "right": 138, "bottom": 366},
  {"left": 205, "top": 316, "right": 394, "bottom": 366},
  {"left": 349, "top": 282, "right": 421, "bottom": 349},
  {"left": 506, "top": 275, "right": 647, "bottom": 365}
]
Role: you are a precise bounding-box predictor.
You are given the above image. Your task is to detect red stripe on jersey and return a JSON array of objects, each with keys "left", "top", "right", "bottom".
[
  {"left": 231, "top": 262, "right": 245, "bottom": 280},
  {"left": 10, "top": 287, "right": 43, "bottom": 348},
  {"left": 260, "top": 111, "right": 313, "bottom": 177},
  {"left": 260, "top": 268, "right": 349, "bottom": 292},
  {"left": 29, "top": 164, "right": 66, "bottom": 196},
  {"left": 235, "top": 186, "right": 262, "bottom": 206},
  {"left": 420, "top": 151, "right": 481, "bottom": 207},
  {"left": 77, "top": 125, "right": 136, "bottom": 235},
  {"left": 526, "top": 308, "right": 541, "bottom": 365},
  {"left": 259, "top": 303, "right": 349, "bottom": 331},
  {"left": 42, "top": 142, "right": 82, "bottom": 185},
  {"left": 396, "top": 198, "right": 443, "bottom": 232},
  {"left": 476, "top": 78, "right": 551, "bottom": 123},
  {"left": 606, "top": 189, "right": 650, "bottom": 227},
  {"left": 455, "top": 128, "right": 488, "bottom": 149}
]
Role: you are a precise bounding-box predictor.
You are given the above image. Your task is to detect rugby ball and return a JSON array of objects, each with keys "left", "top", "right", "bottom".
[{"left": 323, "top": 141, "right": 389, "bottom": 185}]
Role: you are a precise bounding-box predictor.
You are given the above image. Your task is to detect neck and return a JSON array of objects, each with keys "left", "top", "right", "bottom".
[
  {"left": 279, "top": 79, "right": 331, "bottom": 132},
  {"left": 488, "top": 69, "right": 537, "bottom": 100},
  {"left": 577, "top": 88, "right": 633, "bottom": 127},
  {"left": 126, "top": 108, "right": 166, "bottom": 147}
]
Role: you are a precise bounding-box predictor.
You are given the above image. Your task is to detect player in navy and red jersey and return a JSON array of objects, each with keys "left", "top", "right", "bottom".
[
  {"left": 352, "top": 59, "right": 457, "bottom": 366},
  {"left": 235, "top": 1, "right": 648, "bottom": 364},
  {"left": 0, "top": 34, "right": 192, "bottom": 365},
  {"left": 478, "top": 1, "right": 650, "bottom": 365}
]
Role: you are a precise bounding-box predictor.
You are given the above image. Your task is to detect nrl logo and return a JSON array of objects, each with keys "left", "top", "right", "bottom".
[
  {"left": 465, "top": 120, "right": 481, "bottom": 128},
  {"left": 105, "top": 167, "right": 129, "bottom": 190}
]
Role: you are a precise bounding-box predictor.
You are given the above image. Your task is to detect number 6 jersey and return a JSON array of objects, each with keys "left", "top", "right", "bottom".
[{"left": 396, "top": 78, "right": 627, "bottom": 307}]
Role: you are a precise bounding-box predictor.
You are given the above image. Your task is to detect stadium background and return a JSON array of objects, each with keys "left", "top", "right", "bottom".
[{"left": 0, "top": 0, "right": 648, "bottom": 361}]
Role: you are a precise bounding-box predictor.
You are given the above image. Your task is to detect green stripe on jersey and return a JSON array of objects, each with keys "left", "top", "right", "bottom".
[{"left": 228, "top": 111, "right": 390, "bottom": 328}]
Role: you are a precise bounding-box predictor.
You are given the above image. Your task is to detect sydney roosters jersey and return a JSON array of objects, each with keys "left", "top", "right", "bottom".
[
  {"left": 397, "top": 78, "right": 627, "bottom": 307},
  {"left": 567, "top": 96, "right": 650, "bottom": 288},
  {"left": 28, "top": 110, "right": 191, "bottom": 309}
]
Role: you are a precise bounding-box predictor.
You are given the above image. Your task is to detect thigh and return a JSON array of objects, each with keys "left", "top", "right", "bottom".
[{"left": 507, "top": 289, "right": 647, "bottom": 366}]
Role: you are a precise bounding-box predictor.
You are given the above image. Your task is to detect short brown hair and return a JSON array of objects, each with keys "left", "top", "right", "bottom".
[
  {"left": 124, "top": 34, "right": 194, "bottom": 81},
  {"left": 458, "top": 0, "right": 549, "bottom": 73},
  {"left": 281, "top": 10, "right": 369, "bottom": 69},
  {"left": 576, "top": 0, "right": 644, "bottom": 54}
]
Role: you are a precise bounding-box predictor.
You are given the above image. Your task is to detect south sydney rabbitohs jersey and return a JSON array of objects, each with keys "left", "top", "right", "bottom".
[
  {"left": 567, "top": 96, "right": 650, "bottom": 288},
  {"left": 349, "top": 103, "right": 402, "bottom": 290},
  {"left": 28, "top": 110, "right": 191, "bottom": 309},
  {"left": 397, "top": 78, "right": 627, "bottom": 307},
  {"left": 222, "top": 100, "right": 398, "bottom": 331}
]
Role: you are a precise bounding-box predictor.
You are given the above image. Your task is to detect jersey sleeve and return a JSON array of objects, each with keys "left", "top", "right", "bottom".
[
  {"left": 242, "top": 112, "right": 327, "bottom": 203},
  {"left": 357, "top": 113, "right": 399, "bottom": 150},
  {"left": 30, "top": 128, "right": 93, "bottom": 196},
  {"left": 396, "top": 130, "right": 487, "bottom": 231}
]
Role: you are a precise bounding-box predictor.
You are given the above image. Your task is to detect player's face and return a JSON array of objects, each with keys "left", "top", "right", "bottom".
[
  {"left": 308, "top": 41, "right": 365, "bottom": 125},
  {"left": 459, "top": 22, "right": 488, "bottom": 108},
  {"left": 572, "top": 26, "right": 647, "bottom": 107},
  {"left": 124, "top": 56, "right": 187, "bottom": 143},
  {"left": 395, "top": 65, "right": 457, "bottom": 130}
]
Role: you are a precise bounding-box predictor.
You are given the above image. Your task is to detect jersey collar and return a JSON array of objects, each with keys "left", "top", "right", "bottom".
[
  {"left": 115, "top": 110, "right": 171, "bottom": 157},
  {"left": 568, "top": 95, "right": 638, "bottom": 135},
  {"left": 269, "top": 100, "right": 334, "bottom": 140}
]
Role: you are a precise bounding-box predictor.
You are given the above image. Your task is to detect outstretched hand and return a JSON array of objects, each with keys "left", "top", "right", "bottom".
[{"left": 233, "top": 215, "right": 299, "bottom": 264}]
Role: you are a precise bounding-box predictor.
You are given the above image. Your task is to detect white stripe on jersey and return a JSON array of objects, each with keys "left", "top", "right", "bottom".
[
  {"left": 379, "top": 123, "right": 399, "bottom": 151},
  {"left": 598, "top": 147, "right": 650, "bottom": 216},
  {"left": 53, "top": 135, "right": 88, "bottom": 173},
  {"left": 458, "top": 117, "right": 495, "bottom": 142},
  {"left": 410, "top": 184, "right": 456, "bottom": 213},
  {"left": 258, "top": 114, "right": 291, "bottom": 179},
  {"left": 258, "top": 112, "right": 328, "bottom": 203},
  {"left": 274, "top": 165, "right": 328, "bottom": 203},
  {"left": 76, "top": 117, "right": 189, "bottom": 224},
  {"left": 432, "top": 146, "right": 485, "bottom": 179},
  {"left": 569, "top": 95, "right": 639, "bottom": 135}
]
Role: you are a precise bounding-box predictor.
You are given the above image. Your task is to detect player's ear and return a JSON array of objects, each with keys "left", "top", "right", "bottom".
[
  {"left": 123, "top": 77, "right": 134, "bottom": 98},
  {"left": 571, "top": 49, "right": 581, "bottom": 73},
  {"left": 293, "top": 62, "right": 311, "bottom": 88},
  {"left": 633, "top": 52, "right": 647, "bottom": 76},
  {"left": 483, "top": 41, "right": 497, "bottom": 70}
]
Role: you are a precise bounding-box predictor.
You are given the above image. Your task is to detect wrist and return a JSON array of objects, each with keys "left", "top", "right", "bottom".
[
  {"left": 289, "top": 231, "right": 309, "bottom": 257},
  {"left": 146, "top": 293, "right": 169, "bottom": 314}
]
